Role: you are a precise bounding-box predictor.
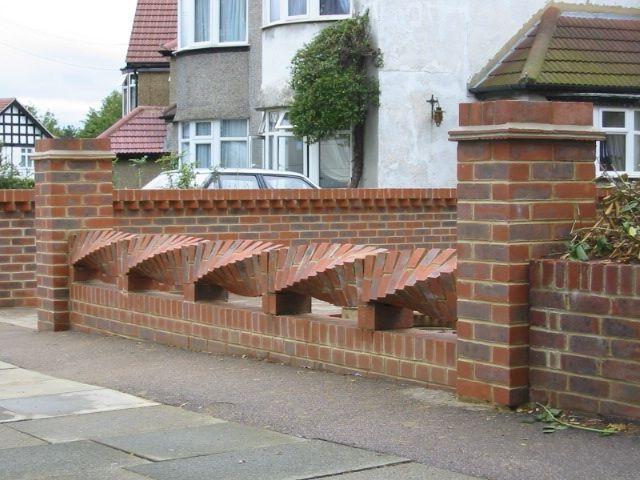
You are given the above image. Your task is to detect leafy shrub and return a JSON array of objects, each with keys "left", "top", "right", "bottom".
[{"left": 0, "top": 160, "right": 34, "bottom": 189}]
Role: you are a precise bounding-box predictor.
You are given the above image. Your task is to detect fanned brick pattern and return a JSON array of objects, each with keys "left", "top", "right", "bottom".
[
  {"left": 269, "top": 244, "right": 388, "bottom": 307},
  {"left": 188, "top": 240, "right": 284, "bottom": 297},
  {"left": 363, "top": 248, "right": 457, "bottom": 328},
  {"left": 70, "top": 230, "right": 136, "bottom": 283},
  {"left": 125, "top": 234, "right": 203, "bottom": 291}
]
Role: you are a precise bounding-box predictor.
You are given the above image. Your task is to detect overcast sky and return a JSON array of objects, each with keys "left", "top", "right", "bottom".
[{"left": 0, "top": 0, "right": 137, "bottom": 127}]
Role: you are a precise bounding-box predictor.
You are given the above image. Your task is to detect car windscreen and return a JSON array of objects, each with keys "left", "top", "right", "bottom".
[
  {"left": 215, "top": 174, "right": 260, "bottom": 189},
  {"left": 262, "top": 175, "right": 314, "bottom": 189}
]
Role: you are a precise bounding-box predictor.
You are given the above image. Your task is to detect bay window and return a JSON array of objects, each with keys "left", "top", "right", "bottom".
[
  {"left": 596, "top": 107, "right": 640, "bottom": 177},
  {"left": 180, "top": 119, "right": 249, "bottom": 168},
  {"left": 180, "top": 0, "right": 248, "bottom": 49},
  {"left": 259, "top": 109, "right": 352, "bottom": 187},
  {"left": 265, "top": 0, "right": 351, "bottom": 25}
]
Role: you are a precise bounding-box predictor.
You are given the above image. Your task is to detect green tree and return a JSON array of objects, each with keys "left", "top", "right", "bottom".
[
  {"left": 78, "top": 90, "right": 122, "bottom": 138},
  {"left": 25, "top": 105, "right": 78, "bottom": 138},
  {"left": 289, "top": 12, "right": 382, "bottom": 187}
]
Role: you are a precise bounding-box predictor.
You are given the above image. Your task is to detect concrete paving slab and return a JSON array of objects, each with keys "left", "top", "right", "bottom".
[
  {"left": 129, "top": 439, "right": 406, "bottom": 480},
  {"left": 21, "top": 470, "right": 152, "bottom": 480},
  {"left": 12, "top": 405, "right": 225, "bottom": 443},
  {"left": 0, "top": 389, "right": 158, "bottom": 422},
  {"left": 0, "top": 378, "right": 99, "bottom": 400},
  {"left": 0, "top": 360, "right": 16, "bottom": 369},
  {"left": 0, "top": 368, "right": 55, "bottom": 386},
  {"left": 0, "top": 440, "right": 149, "bottom": 478},
  {"left": 327, "top": 463, "right": 479, "bottom": 479},
  {"left": 0, "top": 307, "right": 37, "bottom": 329},
  {"left": 0, "top": 424, "right": 46, "bottom": 449},
  {"left": 100, "top": 422, "right": 302, "bottom": 461},
  {"left": 0, "top": 407, "right": 27, "bottom": 423}
]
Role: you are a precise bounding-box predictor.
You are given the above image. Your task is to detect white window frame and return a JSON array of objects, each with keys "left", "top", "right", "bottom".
[
  {"left": 259, "top": 109, "right": 352, "bottom": 186},
  {"left": 122, "top": 73, "right": 138, "bottom": 116},
  {"left": 263, "top": 0, "right": 352, "bottom": 27},
  {"left": 179, "top": 0, "right": 249, "bottom": 50},
  {"left": 179, "top": 119, "right": 250, "bottom": 168},
  {"left": 594, "top": 107, "right": 640, "bottom": 178}
]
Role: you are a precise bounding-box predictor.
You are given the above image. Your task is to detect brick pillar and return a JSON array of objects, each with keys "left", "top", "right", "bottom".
[
  {"left": 34, "top": 139, "right": 114, "bottom": 332},
  {"left": 449, "top": 100, "right": 603, "bottom": 406}
]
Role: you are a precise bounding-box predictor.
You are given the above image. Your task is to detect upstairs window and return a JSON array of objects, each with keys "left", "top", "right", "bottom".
[
  {"left": 122, "top": 73, "right": 138, "bottom": 115},
  {"left": 596, "top": 107, "right": 640, "bottom": 177},
  {"left": 180, "top": 0, "right": 248, "bottom": 49},
  {"left": 265, "top": 0, "right": 351, "bottom": 25}
]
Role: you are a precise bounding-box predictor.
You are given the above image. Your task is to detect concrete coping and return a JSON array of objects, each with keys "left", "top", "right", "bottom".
[
  {"left": 449, "top": 122, "right": 606, "bottom": 142},
  {"left": 31, "top": 151, "right": 115, "bottom": 161}
]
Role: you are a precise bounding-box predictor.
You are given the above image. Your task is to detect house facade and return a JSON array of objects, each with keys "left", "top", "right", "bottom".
[
  {"left": 0, "top": 98, "right": 53, "bottom": 177},
  {"left": 161, "top": 0, "right": 639, "bottom": 188}
]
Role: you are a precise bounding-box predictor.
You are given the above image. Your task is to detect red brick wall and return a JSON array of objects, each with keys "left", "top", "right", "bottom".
[
  {"left": 0, "top": 190, "right": 36, "bottom": 307},
  {"left": 113, "top": 189, "right": 458, "bottom": 251},
  {"left": 70, "top": 283, "right": 458, "bottom": 389},
  {"left": 530, "top": 259, "right": 640, "bottom": 421}
]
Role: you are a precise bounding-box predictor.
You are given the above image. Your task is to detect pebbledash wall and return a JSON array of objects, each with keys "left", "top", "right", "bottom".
[
  {"left": 530, "top": 260, "right": 640, "bottom": 420},
  {"left": 0, "top": 190, "right": 36, "bottom": 307}
]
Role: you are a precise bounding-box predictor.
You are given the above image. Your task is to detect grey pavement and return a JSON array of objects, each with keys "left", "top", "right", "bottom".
[{"left": 0, "top": 308, "right": 639, "bottom": 480}]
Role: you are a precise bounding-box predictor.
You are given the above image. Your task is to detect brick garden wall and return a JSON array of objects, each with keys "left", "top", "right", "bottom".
[
  {"left": 0, "top": 190, "right": 36, "bottom": 307},
  {"left": 70, "top": 283, "right": 458, "bottom": 389},
  {"left": 530, "top": 259, "right": 640, "bottom": 420},
  {"left": 112, "top": 189, "right": 458, "bottom": 251}
]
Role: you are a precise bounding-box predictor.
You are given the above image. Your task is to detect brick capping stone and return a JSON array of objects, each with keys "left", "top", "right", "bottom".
[
  {"left": 33, "top": 138, "right": 115, "bottom": 331},
  {"left": 450, "top": 100, "right": 600, "bottom": 407}
]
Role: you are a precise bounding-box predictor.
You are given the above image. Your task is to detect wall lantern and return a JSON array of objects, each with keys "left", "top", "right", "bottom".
[{"left": 427, "top": 94, "right": 444, "bottom": 127}]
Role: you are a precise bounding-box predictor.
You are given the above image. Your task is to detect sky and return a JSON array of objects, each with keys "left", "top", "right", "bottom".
[{"left": 0, "top": 0, "right": 137, "bottom": 127}]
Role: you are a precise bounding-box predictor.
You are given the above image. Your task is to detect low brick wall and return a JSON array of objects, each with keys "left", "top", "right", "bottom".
[
  {"left": 70, "top": 283, "right": 458, "bottom": 389},
  {"left": 113, "top": 189, "right": 458, "bottom": 251},
  {"left": 530, "top": 259, "right": 640, "bottom": 420},
  {"left": 0, "top": 190, "right": 36, "bottom": 307}
]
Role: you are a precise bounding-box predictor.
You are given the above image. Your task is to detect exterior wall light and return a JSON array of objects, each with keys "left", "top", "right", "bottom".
[{"left": 427, "top": 94, "right": 444, "bottom": 127}]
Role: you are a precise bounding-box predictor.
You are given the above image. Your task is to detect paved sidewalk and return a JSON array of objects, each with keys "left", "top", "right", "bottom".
[
  {"left": 1, "top": 308, "right": 639, "bottom": 480},
  {"left": 0, "top": 361, "right": 474, "bottom": 479}
]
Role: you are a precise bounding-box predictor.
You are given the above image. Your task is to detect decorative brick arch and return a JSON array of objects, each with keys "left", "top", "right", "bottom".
[{"left": 70, "top": 230, "right": 136, "bottom": 283}]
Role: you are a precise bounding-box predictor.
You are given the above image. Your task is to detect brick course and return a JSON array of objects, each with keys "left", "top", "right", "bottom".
[{"left": 530, "top": 259, "right": 640, "bottom": 421}]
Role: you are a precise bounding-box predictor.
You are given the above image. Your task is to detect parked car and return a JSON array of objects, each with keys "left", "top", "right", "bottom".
[{"left": 142, "top": 168, "right": 320, "bottom": 190}]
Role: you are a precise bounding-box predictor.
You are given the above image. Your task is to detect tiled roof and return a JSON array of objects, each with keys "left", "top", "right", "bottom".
[
  {"left": 0, "top": 98, "right": 16, "bottom": 113},
  {"left": 126, "top": 0, "right": 177, "bottom": 66},
  {"left": 471, "top": 6, "right": 640, "bottom": 94},
  {"left": 98, "top": 106, "right": 168, "bottom": 155}
]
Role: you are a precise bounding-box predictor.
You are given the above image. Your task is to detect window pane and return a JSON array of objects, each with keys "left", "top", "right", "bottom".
[
  {"left": 268, "top": 112, "right": 278, "bottom": 131},
  {"left": 219, "top": 174, "right": 260, "bottom": 189},
  {"left": 602, "top": 111, "right": 625, "bottom": 128},
  {"left": 194, "top": 0, "right": 211, "bottom": 42},
  {"left": 278, "top": 137, "right": 304, "bottom": 174},
  {"left": 319, "top": 135, "right": 351, "bottom": 187},
  {"left": 195, "top": 122, "right": 211, "bottom": 136},
  {"left": 181, "top": 123, "right": 190, "bottom": 139},
  {"left": 320, "top": 0, "right": 350, "bottom": 15},
  {"left": 251, "top": 136, "right": 264, "bottom": 169},
  {"left": 195, "top": 143, "right": 212, "bottom": 168},
  {"left": 220, "top": 0, "right": 246, "bottom": 42},
  {"left": 635, "top": 111, "right": 640, "bottom": 132},
  {"left": 288, "top": 0, "right": 307, "bottom": 16},
  {"left": 263, "top": 175, "right": 313, "bottom": 189},
  {"left": 635, "top": 135, "right": 640, "bottom": 171},
  {"left": 221, "top": 119, "right": 248, "bottom": 137},
  {"left": 600, "top": 134, "right": 626, "bottom": 171},
  {"left": 221, "top": 141, "right": 248, "bottom": 167},
  {"left": 270, "top": 0, "right": 280, "bottom": 21}
]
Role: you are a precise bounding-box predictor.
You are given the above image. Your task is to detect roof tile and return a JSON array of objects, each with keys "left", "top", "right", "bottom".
[
  {"left": 98, "top": 106, "right": 168, "bottom": 155},
  {"left": 126, "top": 0, "right": 177, "bottom": 66}
]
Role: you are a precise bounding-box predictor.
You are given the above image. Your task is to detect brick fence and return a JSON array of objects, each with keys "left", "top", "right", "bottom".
[
  {"left": 112, "top": 188, "right": 457, "bottom": 250},
  {"left": 530, "top": 260, "right": 640, "bottom": 421},
  {"left": 0, "top": 190, "right": 36, "bottom": 307}
]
